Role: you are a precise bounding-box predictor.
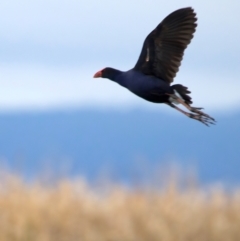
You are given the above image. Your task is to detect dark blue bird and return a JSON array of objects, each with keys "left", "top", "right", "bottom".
[{"left": 94, "top": 7, "right": 215, "bottom": 126}]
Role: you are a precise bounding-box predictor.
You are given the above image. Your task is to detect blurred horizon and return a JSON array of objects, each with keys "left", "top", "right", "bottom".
[{"left": 0, "top": 109, "right": 239, "bottom": 186}]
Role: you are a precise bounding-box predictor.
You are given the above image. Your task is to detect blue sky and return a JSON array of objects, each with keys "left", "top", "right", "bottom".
[{"left": 0, "top": 0, "right": 239, "bottom": 112}]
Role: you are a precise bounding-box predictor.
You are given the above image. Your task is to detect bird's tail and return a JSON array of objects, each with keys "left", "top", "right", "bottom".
[{"left": 171, "top": 84, "right": 192, "bottom": 105}]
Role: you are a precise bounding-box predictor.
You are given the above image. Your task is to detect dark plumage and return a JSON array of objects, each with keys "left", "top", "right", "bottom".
[{"left": 94, "top": 7, "right": 215, "bottom": 126}]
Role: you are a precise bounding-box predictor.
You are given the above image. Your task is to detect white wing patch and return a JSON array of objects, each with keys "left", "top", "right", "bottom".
[{"left": 146, "top": 48, "right": 150, "bottom": 62}]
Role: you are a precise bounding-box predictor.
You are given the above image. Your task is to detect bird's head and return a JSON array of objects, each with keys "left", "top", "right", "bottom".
[{"left": 93, "top": 67, "right": 121, "bottom": 80}]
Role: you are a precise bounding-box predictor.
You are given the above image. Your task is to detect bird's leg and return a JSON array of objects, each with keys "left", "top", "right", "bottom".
[
  {"left": 168, "top": 94, "right": 216, "bottom": 122},
  {"left": 167, "top": 103, "right": 215, "bottom": 126}
]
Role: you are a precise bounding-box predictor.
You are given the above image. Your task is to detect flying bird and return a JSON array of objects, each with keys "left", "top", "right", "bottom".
[{"left": 94, "top": 7, "right": 215, "bottom": 126}]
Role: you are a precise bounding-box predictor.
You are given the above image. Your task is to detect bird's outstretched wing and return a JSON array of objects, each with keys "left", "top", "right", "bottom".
[{"left": 134, "top": 7, "right": 197, "bottom": 84}]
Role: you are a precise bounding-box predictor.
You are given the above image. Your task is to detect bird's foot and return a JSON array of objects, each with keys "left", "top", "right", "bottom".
[
  {"left": 190, "top": 106, "right": 216, "bottom": 122},
  {"left": 188, "top": 112, "right": 216, "bottom": 126}
]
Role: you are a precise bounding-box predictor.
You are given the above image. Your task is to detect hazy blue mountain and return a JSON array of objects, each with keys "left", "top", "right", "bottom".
[{"left": 0, "top": 109, "right": 239, "bottom": 185}]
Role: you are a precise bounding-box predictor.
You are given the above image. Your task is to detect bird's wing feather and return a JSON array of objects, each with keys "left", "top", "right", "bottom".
[{"left": 134, "top": 7, "right": 197, "bottom": 84}]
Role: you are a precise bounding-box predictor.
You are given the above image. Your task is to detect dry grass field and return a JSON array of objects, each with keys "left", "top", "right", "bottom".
[{"left": 0, "top": 172, "right": 240, "bottom": 241}]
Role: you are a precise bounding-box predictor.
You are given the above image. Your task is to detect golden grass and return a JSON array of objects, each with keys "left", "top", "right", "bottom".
[{"left": 0, "top": 173, "right": 240, "bottom": 241}]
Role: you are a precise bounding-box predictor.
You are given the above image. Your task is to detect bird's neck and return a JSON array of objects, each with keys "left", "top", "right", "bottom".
[{"left": 106, "top": 68, "right": 123, "bottom": 82}]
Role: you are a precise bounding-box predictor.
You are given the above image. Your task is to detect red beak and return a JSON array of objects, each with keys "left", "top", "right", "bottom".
[{"left": 93, "top": 70, "right": 102, "bottom": 78}]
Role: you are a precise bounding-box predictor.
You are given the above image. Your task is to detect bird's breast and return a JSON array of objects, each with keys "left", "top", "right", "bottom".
[{"left": 117, "top": 71, "right": 168, "bottom": 95}]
